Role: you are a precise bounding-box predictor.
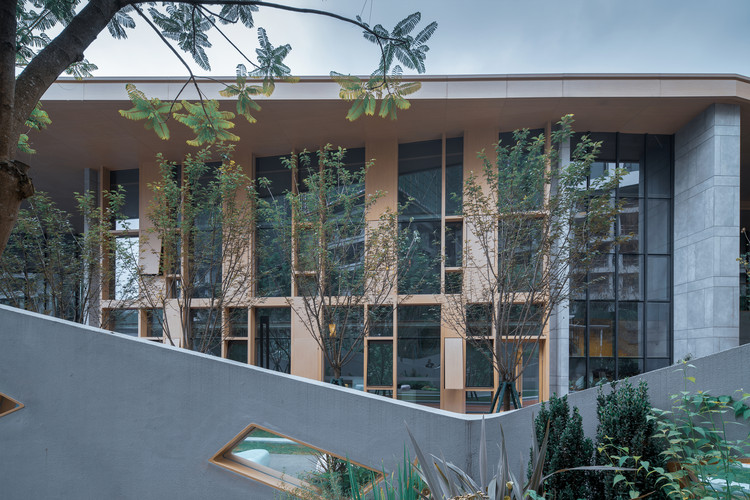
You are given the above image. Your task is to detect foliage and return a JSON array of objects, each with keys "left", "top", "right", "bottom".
[
  {"left": 446, "top": 115, "right": 625, "bottom": 411},
  {"left": 347, "top": 448, "right": 426, "bottom": 500},
  {"left": 593, "top": 379, "right": 668, "bottom": 499},
  {"left": 0, "top": 190, "right": 127, "bottom": 325},
  {"left": 406, "top": 417, "right": 628, "bottom": 500},
  {"left": 16, "top": 103, "right": 51, "bottom": 154},
  {"left": 529, "top": 394, "right": 593, "bottom": 499},
  {"left": 257, "top": 146, "right": 424, "bottom": 382},
  {"left": 651, "top": 364, "right": 750, "bottom": 499},
  {"left": 139, "top": 144, "right": 258, "bottom": 354},
  {"left": 111, "top": 5, "right": 437, "bottom": 142}
]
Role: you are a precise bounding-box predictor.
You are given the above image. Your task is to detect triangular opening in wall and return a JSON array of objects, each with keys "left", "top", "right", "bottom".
[
  {"left": 210, "top": 423, "right": 383, "bottom": 497},
  {"left": 0, "top": 392, "right": 23, "bottom": 418}
]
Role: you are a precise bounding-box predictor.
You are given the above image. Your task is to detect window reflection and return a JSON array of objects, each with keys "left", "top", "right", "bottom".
[
  {"left": 255, "top": 308, "right": 291, "bottom": 374},
  {"left": 397, "top": 305, "right": 441, "bottom": 407}
]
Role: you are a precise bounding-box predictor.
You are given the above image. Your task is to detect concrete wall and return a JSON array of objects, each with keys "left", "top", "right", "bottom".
[
  {"left": 1, "top": 305, "right": 749, "bottom": 499},
  {"left": 673, "top": 103, "right": 741, "bottom": 360}
]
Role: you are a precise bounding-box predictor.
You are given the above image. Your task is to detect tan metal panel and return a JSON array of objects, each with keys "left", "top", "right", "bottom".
[{"left": 444, "top": 338, "right": 464, "bottom": 390}]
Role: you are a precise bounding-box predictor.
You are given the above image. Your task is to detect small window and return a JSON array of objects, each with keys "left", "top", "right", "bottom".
[
  {"left": 0, "top": 392, "right": 23, "bottom": 418},
  {"left": 211, "top": 424, "right": 382, "bottom": 497}
]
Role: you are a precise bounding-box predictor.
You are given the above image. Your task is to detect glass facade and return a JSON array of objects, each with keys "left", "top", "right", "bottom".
[{"left": 569, "top": 133, "right": 673, "bottom": 391}]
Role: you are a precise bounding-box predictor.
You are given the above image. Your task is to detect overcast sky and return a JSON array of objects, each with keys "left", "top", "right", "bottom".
[{"left": 85, "top": 0, "right": 750, "bottom": 77}]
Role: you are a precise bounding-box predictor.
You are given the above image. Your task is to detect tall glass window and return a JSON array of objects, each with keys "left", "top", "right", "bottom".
[
  {"left": 398, "top": 137, "right": 463, "bottom": 295},
  {"left": 569, "top": 133, "right": 672, "bottom": 390},
  {"left": 396, "top": 305, "right": 441, "bottom": 407},
  {"left": 254, "top": 308, "right": 291, "bottom": 373},
  {"left": 110, "top": 169, "right": 139, "bottom": 230}
]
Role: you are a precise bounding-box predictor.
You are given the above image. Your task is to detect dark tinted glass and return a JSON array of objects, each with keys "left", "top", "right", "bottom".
[
  {"left": 445, "top": 137, "right": 463, "bottom": 215},
  {"left": 367, "top": 340, "right": 393, "bottom": 387},
  {"left": 109, "top": 169, "right": 139, "bottom": 222},
  {"left": 255, "top": 308, "right": 291, "bottom": 373}
]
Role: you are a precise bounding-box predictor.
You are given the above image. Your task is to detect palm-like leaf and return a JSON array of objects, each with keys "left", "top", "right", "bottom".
[
  {"left": 219, "top": 66, "right": 264, "bottom": 123},
  {"left": 107, "top": 6, "right": 135, "bottom": 39},
  {"left": 173, "top": 100, "right": 238, "bottom": 146},
  {"left": 248, "top": 27, "right": 297, "bottom": 94},
  {"left": 149, "top": 4, "right": 214, "bottom": 70},
  {"left": 218, "top": 4, "right": 258, "bottom": 28},
  {"left": 118, "top": 83, "right": 177, "bottom": 140}
]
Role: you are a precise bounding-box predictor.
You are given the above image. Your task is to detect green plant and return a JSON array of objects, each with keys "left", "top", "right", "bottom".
[
  {"left": 593, "top": 379, "right": 667, "bottom": 499},
  {"left": 406, "top": 418, "right": 634, "bottom": 500},
  {"left": 529, "top": 394, "right": 593, "bottom": 499},
  {"left": 0, "top": 189, "right": 128, "bottom": 325},
  {"left": 347, "top": 448, "right": 425, "bottom": 500},
  {"left": 652, "top": 364, "right": 750, "bottom": 499}
]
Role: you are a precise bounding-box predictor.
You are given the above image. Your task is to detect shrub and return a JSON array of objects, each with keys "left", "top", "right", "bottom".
[
  {"left": 593, "top": 379, "right": 667, "bottom": 499},
  {"left": 653, "top": 364, "right": 750, "bottom": 499},
  {"left": 529, "top": 394, "right": 593, "bottom": 499}
]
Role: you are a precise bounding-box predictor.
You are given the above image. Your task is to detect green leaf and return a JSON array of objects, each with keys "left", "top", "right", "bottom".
[
  {"left": 613, "top": 474, "right": 626, "bottom": 485},
  {"left": 172, "top": 99, "right": 239, "bottom": 146},
  {"left": 118, "top": 83, "right": 177, "bottom": 140}
]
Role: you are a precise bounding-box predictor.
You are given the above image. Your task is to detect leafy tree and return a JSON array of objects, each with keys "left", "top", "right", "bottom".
[
  {"left": 0, "top": 190, "right": 130, "bottom": 325},
  {"left": 444, "top": 115, "right": 624, "bottom": 411},
  {"left": 258, "top": 146, "right": 424, "bottom": 383},
  {"left": 137, "top": 145, "right": 258, "bottom": 354},
  {"left": 1, "top": 0, "right": 437, "bottom": 258}
]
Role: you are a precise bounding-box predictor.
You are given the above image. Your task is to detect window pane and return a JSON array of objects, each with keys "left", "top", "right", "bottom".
[
  {"left": 367, "top": 340, "right": 393, "bottom": 387},
  {"left": 227, "top": 340, "right": 248, "bottom": 363},
  {"left": 589, "top": 357, "right": 615, "bottom": 386},
  {"left": 569, "top": 357, "right": 587, "bottom": 392},
  {"left": 368, "top": 306, "right": 393, "bottom": 337},
  {"left": 618, "top": 357, "right": 643, "bottom": 378},
  {"left": 569, "top": 301, "right": 586, "bottom": 357},
  {"left": 618, "top": 254, "right": 642, "bottom": 301},
  {"left": 646, "top": 302, "right": 670, "bottom": 358},
  {"left": 108, "top": 309, "right": 138, "bottom": 336},
  {"left": 618, "top": 198, "right": 642, "bottom": 253},
  {"left": 647, "top": 198, "right": 670, "bottom": 254},
  {"left": 445, "top": 221, "right": 463, "bottom": 268},
  {"left": 466, "top": 391, "right": 493, "bottom": 414},
  {"left": 588, "top": 253, "right": 615, "bottom": 300},
  {"left": 190, "top": 309, "right": 222, "bottom": 356},
  {"left": 521, "top": 343, "right": 540, "bottom": 405},
  {"left": 228, "top": 308, "right": 248, "bottom": 337},
  {"left": 466, "top": 303, "right": 492, "bottom": 337},
  {"left": 645, "top": 358, "right": 670, "bottom": 371},
  {"left": 618, "top": 302, "right": 643, "bottom": 358},
  {"left": 445, "top": 137, "right": 463, "bottom": 216},
  {"left": 589, "top": 302, "right": 614, "bottom": 357},
  {"left": 112, "top": 236, "right": 139, "bottom": 300},
  {"left": 145, "top": 309, "right": 163, "bottom": 338},
  {"left": 466, "top": 343, "right": 493, "bottom": 388},
  {"left": 398, "top": 220, "right": 441, "bottom": 294},
  {"left": 645, "top": 135, "right": 671, "bottom": 198},
  {"left": 255, "top": 308, "right": 291, "bottom": 373},
  {"left": 397, "top": 305, "right": 441, "bottom": 407},
  {"left": 445, "top": 271, "right": 462, "bottom": 294},
  {"left": 324, "top": 307, "right": 364, "bottom": 387},
  {"left": 110, "top": 168, "right": 139, "bottom": 230},
  {"left": 647, "top": 255, "right": 670, "bottom": 301},
  {"left": 398, "top": 140, "right": 442, "bottom": 218}
]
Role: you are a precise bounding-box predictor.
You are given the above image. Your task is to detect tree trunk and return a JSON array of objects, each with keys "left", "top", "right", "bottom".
[
  {"left": 502, "top": 385, "right": 511, "bottom": 412},
  {"left": 0, "top": 0, "right": 126, "bottom": 257},
  {"left": 0, "top": 161, "right": 34, "bottom": 256}
]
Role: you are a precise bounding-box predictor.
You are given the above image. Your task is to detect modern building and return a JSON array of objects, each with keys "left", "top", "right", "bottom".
[{"left": 20, "top": 73, "right": 750, "bottom": 413}]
